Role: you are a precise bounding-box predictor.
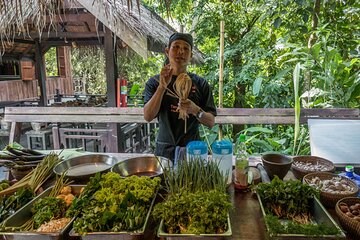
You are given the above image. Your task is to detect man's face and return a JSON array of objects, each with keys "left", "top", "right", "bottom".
[{"left": 166, "top": 40, "right": 192, "bottom": 67}]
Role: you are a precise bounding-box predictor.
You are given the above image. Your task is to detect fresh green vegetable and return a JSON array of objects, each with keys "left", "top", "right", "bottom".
[
  {"left": 71, "top": 172, "right": 160, "bottom": 234},
  {"left": 256, "top": 176, "right": 338, "bottom": 236},
  {"left": 155, "top": 157, "right": 232, "bottom": 235},
  {"left": 66, "top": 173, "right": 102, "bottom": 218},
  {"left": 153, "top": 190, "right": 232, "bottom": 234},
  {"left": 0, "top": 153, "right": 61, "bottom": 196},
  {"left": 10, "top": 173, "right": 73, "bottom": 232},
  {"left": 163, "top": 157, "right": 228, "bottom": 195},
  {"left": 265, "top": 215, "right": 341, "bottom": 236},
  {"left": 0, "top": 187, "right": 34, "bottom": 223},
  {"left": 0, "top": 180, "right": 10, "bottom": 191},
  {"left": 32, "top": 197, "right": 67, "bottom": 228},
  {"left": 256, "top": 176, "right": 319, "bottom": 224}
]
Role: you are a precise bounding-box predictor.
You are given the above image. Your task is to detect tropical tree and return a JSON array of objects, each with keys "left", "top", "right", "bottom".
[{"left": 145, "top": 0, "right": 360, "bottom": 154}]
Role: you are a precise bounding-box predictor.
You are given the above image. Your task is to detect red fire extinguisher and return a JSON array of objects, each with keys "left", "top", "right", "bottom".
[{"left": 117, "top": 78, "right": 128, "bottom": 107}]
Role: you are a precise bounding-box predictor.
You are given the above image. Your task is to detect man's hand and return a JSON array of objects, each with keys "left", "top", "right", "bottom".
[
  {"left": 178, "top": 99, "right": 199, "bottom": 116},
  {"left": 159, "top": 64, "right": 173, "bottom": 90}
]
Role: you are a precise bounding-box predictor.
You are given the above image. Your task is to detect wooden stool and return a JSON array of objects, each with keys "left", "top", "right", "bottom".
[{"left": 25, "top": 129, "right": 52, "bottom": 150}]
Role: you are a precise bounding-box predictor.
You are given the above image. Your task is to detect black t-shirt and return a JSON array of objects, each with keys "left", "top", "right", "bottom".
[{"left": 144, "top": 72, "right": 217, "bottom": 160}]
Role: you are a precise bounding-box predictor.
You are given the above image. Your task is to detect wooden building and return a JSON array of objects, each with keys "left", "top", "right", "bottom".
[
  {"left": 0, "top": 46, "right": 72, "bottom": 102},
  {"left": 0, "top": 0, "right": 203, "bottom": 106}
]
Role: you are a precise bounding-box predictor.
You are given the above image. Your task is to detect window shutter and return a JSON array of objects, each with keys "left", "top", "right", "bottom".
[
  {"left": 20, "top": 60, "right": 35, "bottom": 80},
  {"left": 57, "top": 46, "right": 67, "bottom": 78}
]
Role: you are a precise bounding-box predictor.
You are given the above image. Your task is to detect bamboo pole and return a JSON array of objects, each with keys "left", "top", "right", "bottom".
[{"left": 218, "top": 20, "right": 225, "bottom": 140}]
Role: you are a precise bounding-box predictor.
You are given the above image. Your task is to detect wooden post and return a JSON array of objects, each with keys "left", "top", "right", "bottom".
[
  {"left": 9, "top": 122, "right": 22, "bottom": 144},
  {"left": 218, "top": 20, "right": 225, "bottom": 140},
  {"left": 34, "top": 40, "right": 48, "bottom": 106},
  {"left": 104, "top": 26, "right": 120, "bottom": 152},
  {"left": 104, "top": 27, "right": 118, "bottom": 107}
]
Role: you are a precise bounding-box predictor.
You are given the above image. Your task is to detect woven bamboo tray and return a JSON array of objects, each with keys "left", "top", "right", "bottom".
[
  {"left": 291, "top": 155, "right": 335, "bottom": 180},
  {"left": 303, "top": 172, "right": 359, "bottom": 208},
  {"left": 335, "top": 197, "right": 360, "bottom": 238}
]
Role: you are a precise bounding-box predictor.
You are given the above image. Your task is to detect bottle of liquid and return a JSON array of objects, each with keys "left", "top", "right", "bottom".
[
  {"left": 235, "top": 134, "right": 248, "bottom": 186},
  {"left": 339, "top": 166, "right": 360, "bottom": 196}
]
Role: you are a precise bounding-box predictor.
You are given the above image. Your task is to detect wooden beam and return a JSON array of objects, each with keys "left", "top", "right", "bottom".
[
  {"left": 42, "top": 39, "right": 103, "bottom": 47},
  {"left": 1, "top": 53, "right": 34, "bottom": 59},
  {"left": 13, "top": 39, "right": 35, "bottom": 44},
  {"left": 23, "top": 44, "right": 34, "bottom": 55},
  {"left": 104, "top": 28, "right": 118, "bottom": 107},
  {"left": 44, "top": 13, "right": 95, "bottom": 24},
  {"left": 30, "top": 31, "right": 104, "bottom": 39},
  {"left": 34, "top": 40, "right": 48, "bottom": 106}
]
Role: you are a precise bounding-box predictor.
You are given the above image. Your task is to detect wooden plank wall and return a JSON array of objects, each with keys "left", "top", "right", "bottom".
[
  {"left": 0, "top": 77, "right": 73, "bottom": 102},
  {"left": 0, "top": 80, "right": 38, "bottom": 101},
  {"left": 46, "top": 77, "right": 74, "bottom": 98}
]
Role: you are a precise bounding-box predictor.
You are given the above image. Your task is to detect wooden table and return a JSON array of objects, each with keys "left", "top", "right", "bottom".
[
  {"left": 0, "top": 152, "right": 355, "bottom": 239},
  {"left": 81, "top": 153, "right": 355, "bottom": 239}
]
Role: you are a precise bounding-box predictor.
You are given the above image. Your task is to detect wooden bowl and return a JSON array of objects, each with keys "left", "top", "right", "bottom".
[
  {"left": 291, "top": 155, "right": 335, "bottom": 180},
  {"left": 303, "top": 172, "right": 359, "bottom": 208}
]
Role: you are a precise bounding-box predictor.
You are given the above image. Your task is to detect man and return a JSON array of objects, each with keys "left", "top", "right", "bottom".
[{"left": 144, "top": 33, "right": 216, "bottom": 160}]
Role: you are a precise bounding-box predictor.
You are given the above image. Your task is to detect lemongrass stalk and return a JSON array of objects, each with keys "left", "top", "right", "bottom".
[{"left": 293, "top": 63, "right": 301, "bottom": 156}]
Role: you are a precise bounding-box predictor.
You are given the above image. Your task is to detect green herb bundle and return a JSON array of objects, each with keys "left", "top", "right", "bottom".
[
  {"left": 256, "top": 176, "right": 340, "bottom": 237},
  {"left": 154, "top": 157, "right": 232, "bottom": 234},
  {"left": 257, "top": 176, "right": 319, "bottom": 224},
  {"left": 153, "top": 190, "right": 232, "bottom": 234},
  {"left": 265, "top": 215, "right": 341, "bottom": 236},
  {"left": 32, "top": 197, "right": 67, "bottom": 229},
  {"left": 163, "top": 157, "right": 228, "bottom": 195},
  {"left": 71, "top": 172, "right": 161, "bottom": 234},
  {"left": 7, "top": 171, "right": 73, "bottom": 232},
  {"left": 0, "top": 153, "right": 61, "bottom": 196},
  {"left": 0, "top": 186, "right": 34, "bottom": 223}
]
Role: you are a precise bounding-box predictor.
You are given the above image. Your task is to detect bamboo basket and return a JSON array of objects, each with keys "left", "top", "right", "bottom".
[
  {"left": 303, "top": 172, "right": 359, "bottom": 208},
  {"left": 291, "top": 156, "right": 335, "bottom": 180},
  {"left": 335, "top": 197, "right": 360, "bottom": 238}
]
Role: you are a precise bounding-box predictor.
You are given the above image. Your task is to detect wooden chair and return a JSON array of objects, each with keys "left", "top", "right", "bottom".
[{"left": 55, "top": 126, "right": 111, "bottom": 152}]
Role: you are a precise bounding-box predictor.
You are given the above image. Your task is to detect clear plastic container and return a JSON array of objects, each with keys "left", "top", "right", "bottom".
[
  {"left": 186, "top": 141, "right": 208, "bottom": 161},
  {"left": 212, "top": 140, "right": 233, "bottom": 184},
  {"left": 235, "top": 134, "right": 248, "bottom": 186}
]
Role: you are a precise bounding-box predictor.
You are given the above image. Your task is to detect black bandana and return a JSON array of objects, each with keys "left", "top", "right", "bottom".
[
  {"left": 164, "top": 33, "right": 193, "bottom": 65},
  {"left": 168, "top": 33, "right": 193, "bottom": 49}
]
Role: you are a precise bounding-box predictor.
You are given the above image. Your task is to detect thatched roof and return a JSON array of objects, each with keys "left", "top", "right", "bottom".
[{"left": 0, "top": 0, "right": 203, "bottom": 63}]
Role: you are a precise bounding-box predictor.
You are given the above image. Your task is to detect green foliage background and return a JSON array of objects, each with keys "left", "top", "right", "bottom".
[{"left": 68, "top": 0, "right": 359, "bottom": 155}]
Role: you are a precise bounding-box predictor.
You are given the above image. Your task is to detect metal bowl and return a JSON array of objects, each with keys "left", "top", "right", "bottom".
[
  {"left": 53, "top": 154, "right": 118, "bottom": 182},
  {"left": 111, "top": 156, "right": 172, "bottom": 178}
]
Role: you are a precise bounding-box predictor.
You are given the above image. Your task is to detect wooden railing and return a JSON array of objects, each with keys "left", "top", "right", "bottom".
[
  {"left": 4, "top": 107, "right": 359, "bottom": 151},
  {"left": 5, "top": 107, "right": 359, "bottom": 123}
]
